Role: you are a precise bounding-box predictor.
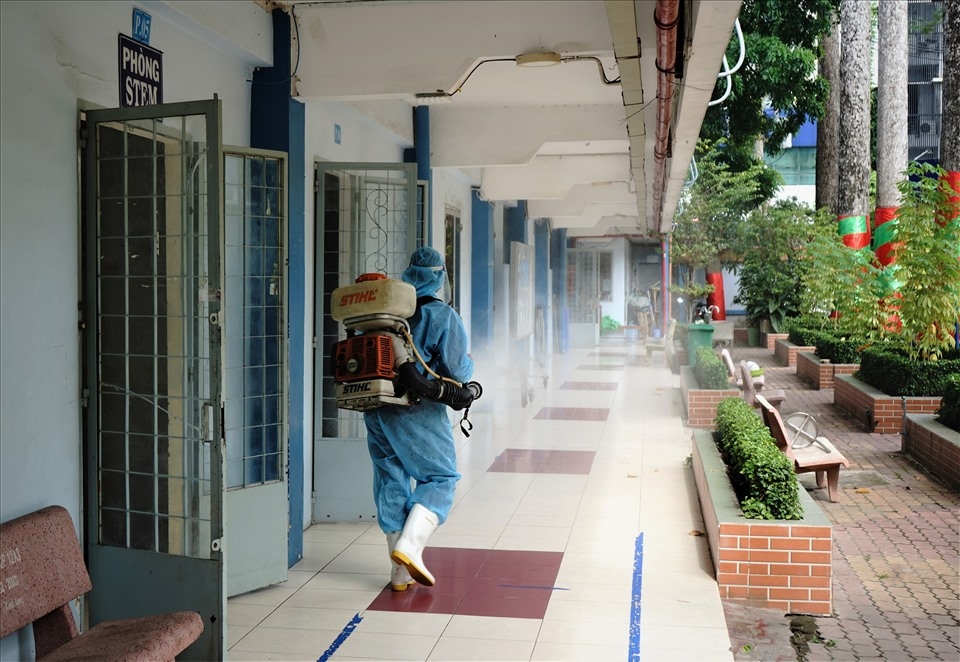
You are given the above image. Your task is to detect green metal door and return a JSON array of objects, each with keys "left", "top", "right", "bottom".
[{"left": 83, "top": 100, "right": 224, "bottom": 660}]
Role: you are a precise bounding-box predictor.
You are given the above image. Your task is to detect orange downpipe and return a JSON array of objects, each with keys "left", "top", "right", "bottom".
[{"left": 652, "top": 0, "right": 679, "bottom": 233}]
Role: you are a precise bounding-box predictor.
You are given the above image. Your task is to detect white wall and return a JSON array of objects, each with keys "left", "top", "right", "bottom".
[{"left": 0, "top": 0, "right": 270, "bottom": 526}]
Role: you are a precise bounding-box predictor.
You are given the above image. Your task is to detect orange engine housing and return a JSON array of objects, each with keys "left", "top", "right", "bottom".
[{"left": 333, "top": 334, "right": 396, "bottom": 382}]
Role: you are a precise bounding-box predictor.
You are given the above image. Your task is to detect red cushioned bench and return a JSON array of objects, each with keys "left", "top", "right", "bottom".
[{"left": 0, "top": 505, "right": 203, "bottom": 661}]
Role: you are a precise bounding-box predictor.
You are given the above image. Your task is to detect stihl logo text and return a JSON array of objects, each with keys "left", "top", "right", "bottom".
[
  {"left": 343, "top": 382, "right": 372, "bottom": 393},
  {"left": 340, "top": 290, "right": 378, "bottom": 306}
]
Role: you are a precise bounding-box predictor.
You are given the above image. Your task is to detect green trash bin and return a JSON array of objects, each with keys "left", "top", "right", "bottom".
[{"left": 686, "top": 323, "right": 715, "bottom": 367}]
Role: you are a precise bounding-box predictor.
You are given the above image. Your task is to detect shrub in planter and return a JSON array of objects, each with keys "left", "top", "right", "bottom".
[
  {"left": 693, "top": 346, "right": 730, "bottom": 389},
  {"left": 789, "top": 327, "right": 864, "bottom": 364},
  {"left": 936, "top": 374, "right": 960, "bottom": 433},
  {"left": 714, "top": 398, "right": 803, "bottom": 520},
  {"left": 856, "top": 347, "right": 960, "bottom": 397}
]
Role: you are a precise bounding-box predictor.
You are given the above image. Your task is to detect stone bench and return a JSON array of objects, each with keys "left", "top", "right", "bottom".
[
  {"left": 0, "top": 505, "right": 203, "bottom": 661},
  {"left": 756, "top": 395, "right": 850, "bottom": 502},
  {"left": 739, "top": 360, "right": 784, "bottom": 410}
]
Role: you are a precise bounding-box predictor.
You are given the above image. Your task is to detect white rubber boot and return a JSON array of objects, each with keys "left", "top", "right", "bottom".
[
  {"left": 390, "top": 503, "right": 439, "bottom": 586},
  {"left": 385, "top": 532, "right": 416, "bottom": 591}
]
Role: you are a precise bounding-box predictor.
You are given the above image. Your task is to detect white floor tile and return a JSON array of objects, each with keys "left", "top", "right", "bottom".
[
  {"left": 428, "top": 636, "right": 536, "bottom": 661},
  {"left": 260, "top": 605, "right": 360, "bottom": 631},
  {"left": 226, "top": 602, "right": 275, "bottom": 627},
  {"left": 334, "top": 630, "right": 439, "bottom": 661},
  {"left": 356, "top": 611, "right": 452, "bottom": 636},
  {"left": 531, "top": 641, "right": 625, "bottom": 661},
  {"left": 229, "top": 625, "right": 342, "bottom": 656},
  {"left": 442, "top": 615, "right": 542, "bottom": 641}
]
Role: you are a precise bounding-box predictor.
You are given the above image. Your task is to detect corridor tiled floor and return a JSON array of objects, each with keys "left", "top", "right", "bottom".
[{"left": 226, "top": 338, "right": 731, "bottom": 661}]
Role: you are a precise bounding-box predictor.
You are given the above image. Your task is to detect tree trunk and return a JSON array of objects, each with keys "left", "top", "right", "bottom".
[
  {"left": 875, "top": 0, "right": 909, "bottom": 277},
  {"left": 876, "top": 1, "right": 908, "bottom": 210},
  {"left": 837, "top": 0, "right": 872, "bottom": 248},
  {"left": 942, "top": 0, "right": 960, "bottom": 173},
  {"left": 816, "top": 14, "right": 841, "bottom": 216}
]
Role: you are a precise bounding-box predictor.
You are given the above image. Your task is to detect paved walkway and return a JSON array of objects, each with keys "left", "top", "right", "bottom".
[{"left": 722, "top": 344, "right": 960, "bottom": 662}]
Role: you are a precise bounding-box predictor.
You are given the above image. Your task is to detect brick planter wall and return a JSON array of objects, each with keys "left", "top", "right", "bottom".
[
  {"left": 734, "top": 327, "right": 748, "bottom": 346},
  {"left": 764, "top": 332, "right": 788, "bottom": 351},
  {"left": 796, "top": 352, "right": 859, "bottom": 390},
  {"left": 903, "top": 414, "right": 960, "bottom": 490},
  {"left": 692, "top": 430, "right": 834, "bottom": 616},
  {"left": 774, "top": 339, "right": 817, "bottom": 368},
  {"left": 680, "top": 366, "right": 740, "bottom": 429},
  {"left": 834, "top": 375, "right": 943, "bottom": 434}
]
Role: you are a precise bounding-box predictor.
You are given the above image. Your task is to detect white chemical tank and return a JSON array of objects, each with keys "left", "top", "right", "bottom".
[{"left": 331, "top": 273, "right": 416, "bottom": 328}]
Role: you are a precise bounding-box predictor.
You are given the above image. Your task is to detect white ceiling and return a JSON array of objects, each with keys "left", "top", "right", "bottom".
[{"left": 281, "top": 0, "right": 742, "bottom": 237}]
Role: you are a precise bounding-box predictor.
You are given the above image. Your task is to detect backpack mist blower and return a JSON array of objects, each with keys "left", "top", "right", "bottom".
[{"left": 330, "top": 273, "right": 482, "bottom": 425}]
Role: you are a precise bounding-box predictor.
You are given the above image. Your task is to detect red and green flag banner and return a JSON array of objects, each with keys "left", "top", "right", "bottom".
[
  {"left": 837, "top": 214, "right": 870, "bottom": 249},
  {"left": 872, "top": 207, "right": 899, "bottom": 267}
]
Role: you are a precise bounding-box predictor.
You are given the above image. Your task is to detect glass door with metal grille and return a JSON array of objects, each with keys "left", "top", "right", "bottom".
[
  {"left": 312, "top": 163, "right": 418, "bottom": 522},
  {"left": 83, "top": 100, "right": 224, "bottom": 660},
  {"left": 223, "top": 148, "right": 288, "bottom": 597},
  {"left": 567, "top": 248, "right": 601, "bottom": 348}
]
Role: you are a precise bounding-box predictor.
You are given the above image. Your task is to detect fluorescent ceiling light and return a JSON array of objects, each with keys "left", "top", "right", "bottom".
[
  {"left": 515, "top": 52, "right": 562, "bottom": 68},
  {"left": 414, "top": 92, "right": 453, "bottom": 105}
]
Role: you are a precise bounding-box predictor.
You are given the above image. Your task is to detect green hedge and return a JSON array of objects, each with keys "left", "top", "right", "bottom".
[
  {"left": 788, "top": 327, "right": 864, "bottom": 365},
  {"left": 936, "top": 374, "right": 960, "bottom": 432},
  {"left": 693, "top": 346, "right": 730, "bottom": 389},
  {"left": 856, "top": 347, "right": 960, "bottom": 397},
  {"left": 714, "top": 398, "right": 803, "bottom": 520}
]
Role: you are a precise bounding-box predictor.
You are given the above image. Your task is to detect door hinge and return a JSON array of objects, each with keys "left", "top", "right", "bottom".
[
  {"left": 313, "top": 336, "right": 318, "bottom": 350},
  {"left": 79, "top": 127, "right": 88, "bottom": 150},
  {"left": 81, "top": 388, "right": 90, "bottom": 408}
]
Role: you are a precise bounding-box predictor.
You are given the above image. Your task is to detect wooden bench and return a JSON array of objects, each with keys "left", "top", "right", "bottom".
[
  {"left": 645, "top": 318, "right": 678, "bottom": 365},
  {"left": 739, "top": 360, "right": 785, "bottom": 410},
  {"left": 0, "top": 505, "right": 203, "bottom": 661},
  {"left": 756, "top": 395, "right": 850, "bottom": 502}
]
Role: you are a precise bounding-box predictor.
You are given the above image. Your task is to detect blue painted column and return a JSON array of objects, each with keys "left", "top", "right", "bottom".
[
  {"left": 250, "top": 8, "right": 304, "bottom": 567},
  {"left": 551, "top": 228, "right": 568, "bottom": 353},
  {"left": 470, "top": 188, "right": 494, "bottom": 358},
  {"left": 505, "top": 201, "right": 527, "bottom": 253},
  {"left": 504, "top": 202, "right": 528, "bottom": 367},
  {"left": 414, "top": 106, "right": 432, "bottom": 242},
  {"left": 533, "top": 219, "right": 550, "bottom": 357},
  {"left": 533, "top": 219, "right": 550, "bottom": 311}
]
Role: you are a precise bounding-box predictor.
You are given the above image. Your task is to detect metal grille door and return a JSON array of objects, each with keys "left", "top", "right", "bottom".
[
  {"left": 83, "top": 100, "right": 223, "bottom": 660},
  {"left": 312, "top": 163, "right": 418, "bottom": 521}
]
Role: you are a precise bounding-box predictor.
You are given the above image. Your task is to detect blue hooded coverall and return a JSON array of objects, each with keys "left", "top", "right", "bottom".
[{"left": 363, "top": 247, "right": 475, "bottom": 534}]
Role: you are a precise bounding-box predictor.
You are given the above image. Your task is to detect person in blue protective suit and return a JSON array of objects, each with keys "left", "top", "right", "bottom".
[{"left": 364, "top": 246, "right": 474, "bottom": 591}]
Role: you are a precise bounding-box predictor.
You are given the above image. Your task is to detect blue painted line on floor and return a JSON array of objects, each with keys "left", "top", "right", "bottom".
[
  {"left": 317, "top": 612, "right": 363, "bottom": 662},
  {"left": 628, "top": 532, "right": 644, "bottom": 662}
]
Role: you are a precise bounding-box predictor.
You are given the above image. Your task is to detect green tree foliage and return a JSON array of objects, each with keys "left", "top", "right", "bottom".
[
  {"left": 889, "top": 163, "right": 960, "bottom": 360},
  {"left": 670, "top": 140, "right": 769, "bottom": 305},
  {"left": 734, "top": 198, "right": 833, "bottom": 332},
  {"left": 700, "top": 0, "right": 839, "bottom": 198},
  {"left": 798, "top": 231, "right": 887, "bottom": 340},
  {"left": 799, "top": 163, "right": 960, "bottom": 361}
]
